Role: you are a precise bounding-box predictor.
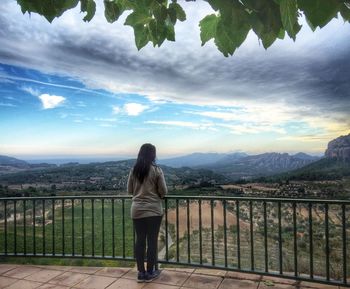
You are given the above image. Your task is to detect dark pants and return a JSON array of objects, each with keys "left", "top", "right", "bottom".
[{"left": 133, "top": 215, "right": 162, "bottom": 273}]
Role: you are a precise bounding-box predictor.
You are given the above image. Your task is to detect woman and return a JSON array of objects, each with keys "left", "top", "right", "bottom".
[{"left": 127, "top": 143, "right": 167, "bottom": 283}]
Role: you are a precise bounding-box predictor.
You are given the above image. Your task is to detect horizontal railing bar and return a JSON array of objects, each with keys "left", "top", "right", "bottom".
[
  {"left": 0, "top": 254, "right": 347, "bottom": 287},
  {"left": 0, "top": 253, "right": 134, "bottom": 261},
  {"left": 1, "top": 195, "right": 349, "bottom": 204},
  {"left": 158, "top": 261, "right": 350, "bottom": 287},
  {"left": 164, "top": 195, "right": 350, "bottom": 203},
  {"left": 0, "top": 195, "right": 132, "bottom": 201}
]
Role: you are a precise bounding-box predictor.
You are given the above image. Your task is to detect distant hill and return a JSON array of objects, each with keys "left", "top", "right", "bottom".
[
  {"left": 199, "top": 152, "right": 320, "bottom": 180},
  {"left": 0, "top": 155, "right": 57, "bottom": 175},
  {"left": 325, "top": 133, "right": 350, "bottom": 161},
  {"left": 269, "top": 158, "right": 350, "bottom": 181},
  {"left": 0, "top": 155, "right": 29, "bottom": 168},
  {"left": 159, "top": 153, "right": 230, "bottom": 168},
  {"left": 0, "top": 159, "right": 227, "bottom": 190},
  {"left": 261, "top": 134, "right": 350, "bottom": 182}
]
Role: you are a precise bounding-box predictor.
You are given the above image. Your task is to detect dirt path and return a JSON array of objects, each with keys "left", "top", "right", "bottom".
[{"left": 166, "top": 201, "right": 249, "bottom": 238}]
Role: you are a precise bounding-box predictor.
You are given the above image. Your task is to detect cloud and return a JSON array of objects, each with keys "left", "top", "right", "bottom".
[
  {"left": 113, "top": 103, "right": 149, "bottom": 116},
  {"left": 277, "top": 134, "right": 338, "bottom": 142},
  {"left": 76, "top": 101, "right": 86, "bottom": 107},
  {"left": 21, "top": 86, "right": 40, "bottom": 96},
  {"left": 145, "top": 119, "right": 285, "bottom": 134},
  {"left": 124, "top": 103, "right": 149, "bottom": 116},
  {"left": 0, "top": 0, "right": 349, "bottom": 139},
  {"left": 145, "top": 120, "right": 215, "bottom": 130},
  {"left": 0, "top": 102, "right": 16, "bottom": 107},
  {"left": 112, "top": 106, "right": 121, "bottom": 114},
  {"left": 38, "top": 94, "right": 65, "bottom": 109},
  {"left": 217, "top": 123, "right": 286, "bottom": 135},
  {"left": 94, "top": 117, "right": 117, "bottom": 122}
]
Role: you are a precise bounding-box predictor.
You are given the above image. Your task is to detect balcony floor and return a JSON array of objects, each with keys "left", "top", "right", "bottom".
[{"left": 0, "top": 264, "right": 346, "bottom": 289}]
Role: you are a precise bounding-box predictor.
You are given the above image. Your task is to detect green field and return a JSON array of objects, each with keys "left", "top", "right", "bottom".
[{"left": 0, "top": 199, "right": 134, "bottom": 263}]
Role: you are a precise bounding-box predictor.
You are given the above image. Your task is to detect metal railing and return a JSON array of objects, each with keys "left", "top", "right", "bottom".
[{"left": 0, "top": 195, "right": 349, "bottom": 287}]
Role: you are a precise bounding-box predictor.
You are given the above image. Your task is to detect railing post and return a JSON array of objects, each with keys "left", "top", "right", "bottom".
[
  {"left": 71, "top": 198, "right": 74, "bottom": 256},
  {"left": 249, "top": 200, "right": 254, "bottom": 271},
  {"left": 111, "top": 198, "right": 115, "bottom": 258},
  {"left": 293, "top": 202, "right": 297, "bottom": 277},
  {"left": 187, "top": 199, "right": 191, "bottom": 264},
  {"left": 91, "top": 198, "right": 95, "bottom": 256},
  {"left": 165, "top": 198, "right": 168, "bottom": 261},
  {"left": 61, "top": 199, "right": 64, "bottom": 256},
  {"left": 309, "top": 202, "right": 313, "bottom": 279},
  {"left": 122, "top": 198, "right": 125, "bottom": 259},
  {"left": 223, "top": 199, "right": 228, "bottom": 268},
  {"left": 278, "top": 201, "right": 282, "bottom": 275},
  {"left": 42, "top": 199, "right": 45, "bottom": 255},
  {"left": 14, "top": 200, "right": 17, "bottom": 255},
  {"left": 33, "top": 199, "right": 36, "bottom": 255},
  {"left": 52, "top": 200, "right": 55, "bottom": 256},
  {"left": 211, "top": 199, "right": 215, "bottom": 266},
  {"left": 263, "top": 201, "right": 268, "bottom": 273},
  {"left": 4, "top": 200, "right": 7, "bottom": 255},
  {"left": 81, "top": 199, "right": 84, "bottom": 256},
  {"left": 176, "top": 199, "right": 179, "bottom": 263},
  {"left": 24, "top": 200, "right": 27, "bottom": 255},
  {"left": 236, "top": 200, "right": 241, "bottom": 269},
  {"left": 325, "top": 203, "right": 330, "bottom": 281},
  {"left": 199, "top": 199, "right": 202, "bottom": 265},
  {"left": 102, "top": 198, "right": 105, "bottom": 257},
  {"left": 342, "top": 203, "right": 347, "bottom": 285}
]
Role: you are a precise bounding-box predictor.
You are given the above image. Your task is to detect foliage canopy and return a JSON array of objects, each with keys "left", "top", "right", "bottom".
[{"left": 16, "top": 0, "right": 350, "bottom": 56}]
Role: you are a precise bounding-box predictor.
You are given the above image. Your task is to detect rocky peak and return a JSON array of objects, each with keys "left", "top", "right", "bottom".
[{"left": 325, "top": 134, "right": 350, "bottom": 161}]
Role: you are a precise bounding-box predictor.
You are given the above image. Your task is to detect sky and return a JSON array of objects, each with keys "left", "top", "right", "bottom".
[{"left": 0, "top": 0, "right": 349, "bottom": 160}]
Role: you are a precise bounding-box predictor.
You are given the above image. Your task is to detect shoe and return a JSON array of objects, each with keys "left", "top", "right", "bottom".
[
  {"left": 137, "top": 271, "right": 146, "bottom": 283},
  {"left": 145, "top": 269, "right": 161, "bottom": 282}
]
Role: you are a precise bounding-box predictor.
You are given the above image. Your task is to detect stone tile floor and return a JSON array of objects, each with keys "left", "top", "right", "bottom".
[{"left": 0, "top": 264, "right": 347, "bottom": 289}]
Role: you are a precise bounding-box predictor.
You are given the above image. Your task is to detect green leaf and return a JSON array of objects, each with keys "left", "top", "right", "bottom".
[
  {"left": 215, "top": 16, "right": 250, "bottom": 56},
  {"left": 277, "top": 28, "right": 286, "bottom": 39},
  {"left": 17, "top": 0, "right": 79, "bottom": 23},
  {"left": 104, "top": 0, "right": 122, "bottom": 23},
  {"left": 134, "top": 24, "right": 149, "bottom": 50},
  {"left": 168, "top": 6, "right": 177, "bottom": 24},
  {"left": 148, "top": 19, "right": 167, "bottom": 46},
  {"left": 153, "top": 4, "right": 168, "bottom": 22},
  {"left": 80, "top": 0, "right": 96, "bottom": 22},
  {"left": 214, "top": 19, "right": 235, "bottom": 57},
  {"left": 298, "top": 0, "right": 341, "bottom": 28},
  {"left": 199, "top": 14, "right": 218, "bottom": 45},
  {"left": 205, "top": 1, "right": 251, "bottom": 56},
  {"left": 125, "top": 11, "right": 152, "bottom": 26},
  {"left": 249, "top": 0, "right": 283, "bottom": 49},
  {"left": 166, "top": 22, "right": 175, "bottom": 41},
  {"left": 169, "top": 2, "right": 186, "bottom": 21},
  {"left": 280, "top": 0, "right": 298, "bottom": 40},
  {"left": 206, "top": 0, "right": 230, "bottom": 12}
]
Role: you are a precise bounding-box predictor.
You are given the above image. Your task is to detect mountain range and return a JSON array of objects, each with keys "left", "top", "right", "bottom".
[
  {"left": 158, "top": 152, "right": 247, "bottom": 168},
  {"left": 1, "top": 134, "right": 349, "bottom": 183},
  {"left": 0, "top": 159, "right": 227, "bottom": 191},
  {"left": 1, "top": 151, "right": 320, "bottom": 180},
  {"left": 160, "top": 152, "right": 320, "bottom": 180}
]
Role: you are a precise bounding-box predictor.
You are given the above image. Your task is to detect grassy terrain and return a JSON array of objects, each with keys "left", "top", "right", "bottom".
[{"left": 0, "top": 199, "right": 134, "bottom": 263}]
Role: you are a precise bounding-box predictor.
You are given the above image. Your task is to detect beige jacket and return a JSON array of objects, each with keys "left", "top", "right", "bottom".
[{"left": 127, "top": 164, "right": 167, "bottom": 219}]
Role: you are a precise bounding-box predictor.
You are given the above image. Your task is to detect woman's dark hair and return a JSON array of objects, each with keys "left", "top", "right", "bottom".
[{"left": 133, "top": 143, "right": 156, "bottom": 183}]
